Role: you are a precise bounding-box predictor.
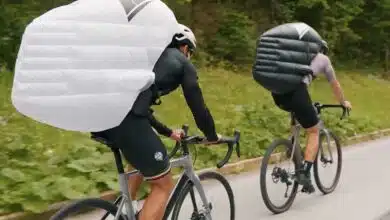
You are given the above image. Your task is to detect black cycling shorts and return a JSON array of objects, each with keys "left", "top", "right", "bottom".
[
  {"left": 102, "top": 113, "right": 170, "bottom": 181},
  {"left": 271, "top": 83, "right": 319, "bottom": 129}
]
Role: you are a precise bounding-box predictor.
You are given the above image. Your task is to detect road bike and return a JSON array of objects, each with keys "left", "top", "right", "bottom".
[
  {"left": 50, "top": 124, "right": 241, "bottom": 220},
  {"left": 260, "top": 102, "right": 349, "bottom": 214}
]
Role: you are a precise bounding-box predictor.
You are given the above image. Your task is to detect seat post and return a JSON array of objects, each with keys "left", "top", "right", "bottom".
[
  {"left": 290, "top": 112, "right": 297, "bottom": 126},
  {"left": 90, "top": 133, "right": 125, "bottom": 174},
  {"left": 111, "top": 147, "right": 125, "bottom": 174}
]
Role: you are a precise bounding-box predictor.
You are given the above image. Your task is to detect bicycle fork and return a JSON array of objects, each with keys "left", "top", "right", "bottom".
[
  {"left": 189, "top": 172, "right": 212, "bottom": 220},
  {"left": 319, "top": 129, "right": 334, "bottom": 164}
]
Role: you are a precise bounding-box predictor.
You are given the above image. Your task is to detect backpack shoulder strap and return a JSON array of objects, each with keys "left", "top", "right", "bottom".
[{"left": 150, "top": 84, "right": 162, "bottom": 105}]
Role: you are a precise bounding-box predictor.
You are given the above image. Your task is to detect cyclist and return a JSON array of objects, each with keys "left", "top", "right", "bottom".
[
  {"left": 270, "top": 40, "right": 352, "bottom": 193},
  {"left": 93, "top": 24, "right": 220, "bottom": 220}
]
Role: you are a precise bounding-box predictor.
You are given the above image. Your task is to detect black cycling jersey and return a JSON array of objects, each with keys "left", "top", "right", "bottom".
[
  {"left": 130, "top": 47, "right": 219, "bottom": 141},
  {"left": 147, "top": 109, "right": 172, "bottom": 137}
]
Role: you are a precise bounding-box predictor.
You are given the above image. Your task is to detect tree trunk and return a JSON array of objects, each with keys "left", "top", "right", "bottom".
[
  {"left": 191, "top": 0, "right": 198, "bottom": 29},
  {"left": 385, "top": 45, "right": 389, "bottom": 73},
  {"left": 270, "top": 0, "right": 275, "bottom": 25}
]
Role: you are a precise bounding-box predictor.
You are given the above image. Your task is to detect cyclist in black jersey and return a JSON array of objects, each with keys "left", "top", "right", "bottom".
[{"left": 93, "top": 24, "right": 220, "bottom": 220}]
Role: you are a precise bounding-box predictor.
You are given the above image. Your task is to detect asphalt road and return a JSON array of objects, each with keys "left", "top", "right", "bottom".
[{"left": 68, "top": 137, "right": 390, "bottom": 220}]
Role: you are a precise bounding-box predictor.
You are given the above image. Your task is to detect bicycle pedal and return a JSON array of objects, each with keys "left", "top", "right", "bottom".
[{"left": 301, "top": 185, "right": 315, "bottom": 194}]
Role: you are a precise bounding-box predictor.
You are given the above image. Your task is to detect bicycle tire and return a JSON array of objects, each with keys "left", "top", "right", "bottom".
[
  {"left": 260, "top": 138, "right": 300, "bottom": 214},
  {"left": 171, "top": 171, "right": 235, "bottom": 220},
  {"left": 313, "top": 130, "right": 342, "bottom": 194},
  {"left": 49, "top": 198, "right": 126, "bottom": 220}
]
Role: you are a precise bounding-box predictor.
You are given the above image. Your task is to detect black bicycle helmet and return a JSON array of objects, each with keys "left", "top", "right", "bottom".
[{"left": 320, "top": 40, "right": 329, "bottom": 55}]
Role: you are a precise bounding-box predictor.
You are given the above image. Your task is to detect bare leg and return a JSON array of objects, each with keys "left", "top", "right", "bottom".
[
  {"left": 126, "top": 164, "right": 144, "bottom": 200},
  {"left": 297, "top": 124, "right": 319, "bottom": 193},
  {"left": 139, "top": 173, "right": 174, "bottom": 220},
  {"left": 128, "top": 174, "right": 144, "bottom": 200},
  {"left": 304, "top": 123, "right": 320, "bottom": 162}
]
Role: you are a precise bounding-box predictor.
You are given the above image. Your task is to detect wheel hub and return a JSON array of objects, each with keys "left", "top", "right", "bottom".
[{"left": 320, "top": 156, "right": 333, "bottom": 167}]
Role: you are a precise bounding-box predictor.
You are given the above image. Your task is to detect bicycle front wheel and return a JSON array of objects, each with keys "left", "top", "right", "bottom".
[
  {"left": 313, "top": 130, "right": 342, "bottom": 194},
  {"left": 171, "top": 171, "right": 235, "bottom": 220},
  {"left": 50, "top": 198, "right": 126, "bottom": 220}
]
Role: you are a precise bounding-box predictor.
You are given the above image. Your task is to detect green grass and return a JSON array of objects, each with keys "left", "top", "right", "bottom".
[
  {"left": 1, "top": 66, "right": 390, "bottom": 214},
  {"left": 156, "top": 67, "right": 390, "bottom": 129}
]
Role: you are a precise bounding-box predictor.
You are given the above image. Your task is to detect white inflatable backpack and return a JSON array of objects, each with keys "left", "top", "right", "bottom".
[{"left": 11, "top": 0, "right": 179, "bottom": 132}]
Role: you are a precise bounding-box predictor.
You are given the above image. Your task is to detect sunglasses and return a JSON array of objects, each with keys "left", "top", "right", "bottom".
[{"left": 186, "top": 48, "right": 194, "bottom": 59}]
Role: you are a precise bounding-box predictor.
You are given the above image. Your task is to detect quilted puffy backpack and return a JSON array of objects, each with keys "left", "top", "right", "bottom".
[
  {"left": 11, "top": 0, "right": 179, "bottom": 132},
  {"left": 252, "top": 22, "right": 325, "bottom": 94}
]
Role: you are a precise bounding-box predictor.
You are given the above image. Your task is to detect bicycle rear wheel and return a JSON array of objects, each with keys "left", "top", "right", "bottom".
[
  {"left": 260, "top": 138, "right": 300, "bottom": 214},
  {"left": 171, "top": 171, "right": 235, "bottom": 220},
  {"left": 313, "top": 130, "right": 342, "bottom": 194},
  {"left": 49, "top": 198, "right": 126, "bottom": 220}
]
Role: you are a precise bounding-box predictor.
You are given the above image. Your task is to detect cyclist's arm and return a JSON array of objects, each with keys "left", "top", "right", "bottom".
[
  {"left": 147, "top": 109, "right": 172, "bottom": 137},
  {"left": 181, "top": 62, "right": 219, "bottom": 141},
  {"left": 312, "top": 54, "right": 346, "bottom": 104}
]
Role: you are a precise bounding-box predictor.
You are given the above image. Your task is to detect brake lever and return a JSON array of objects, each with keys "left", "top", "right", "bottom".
[
  {"left": 182, "top": 124, "right": 189, "bottom": 136},
  {"left": 236, "top": 141, "right": 241, "bottom": 158},
  {"left": 340, "top": 107, "right": 350, "bottom": 120},
  {"left": 234, "top": 130, "right": 241, "bottom": 158},
  {"left": 340, "top": 109, "right": 346, "bottom": 120}
]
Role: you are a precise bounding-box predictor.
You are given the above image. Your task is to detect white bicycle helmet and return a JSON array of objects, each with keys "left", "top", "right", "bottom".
[{"left": 174, "top": 24, "right": 197, "bottom": 51}]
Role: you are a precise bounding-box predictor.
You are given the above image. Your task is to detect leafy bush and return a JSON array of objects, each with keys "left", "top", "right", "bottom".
[{"left": 0, "top": 117, "right": 115, "bottom": 213}]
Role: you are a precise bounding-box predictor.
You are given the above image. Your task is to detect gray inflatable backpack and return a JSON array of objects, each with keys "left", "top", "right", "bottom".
[{"left": 252, "top": 22, "right": 325, "bottom": 94}]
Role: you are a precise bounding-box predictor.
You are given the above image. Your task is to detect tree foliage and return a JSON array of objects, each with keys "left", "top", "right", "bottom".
[{"left": 1, "top": 0, "right": 389, "bottom": 70}]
